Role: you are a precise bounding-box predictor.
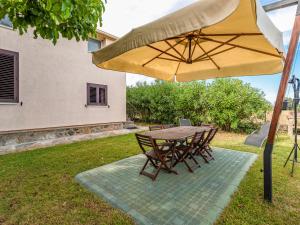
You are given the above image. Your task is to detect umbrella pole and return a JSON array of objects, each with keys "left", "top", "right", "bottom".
[{"left": 264, "top": 3, "right": 300, "bottom": 202}]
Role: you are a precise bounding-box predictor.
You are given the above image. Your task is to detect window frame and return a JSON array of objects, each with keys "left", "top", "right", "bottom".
[
  {"left": 0, "top": 48, "right": 19, "bottom": 103},
  {"left": 87, "top": 83, "right": 108, "bottom": 106},
  {"left": 87, "top": 38, "right": 102, "bottom": 53}
]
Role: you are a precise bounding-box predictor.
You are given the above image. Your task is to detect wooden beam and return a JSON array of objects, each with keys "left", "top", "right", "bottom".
[
  {"left": 263, "top": 0, "right": 298, "bottom": 12},
  {"left": 264, "top": 1, "right": 300, "bottom": 202}
]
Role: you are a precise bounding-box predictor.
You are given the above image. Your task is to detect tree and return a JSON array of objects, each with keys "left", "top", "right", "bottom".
[
  {"left": 206, "top": 79, "right": 271, "bottom": 132},
  {"left": 127, "top": 78, "right": 271, "bottom": 133},
  {"left": 0, "top": 0, "right": 105, "bottom": 44}
]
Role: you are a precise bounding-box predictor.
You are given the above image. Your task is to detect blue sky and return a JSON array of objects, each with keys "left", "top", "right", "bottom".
[{"left": 100, "top": 0, "right": 299, "bottom": 104}]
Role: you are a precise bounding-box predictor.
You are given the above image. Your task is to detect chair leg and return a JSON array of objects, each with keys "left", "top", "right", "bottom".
[
  {"left": 187, "top": 153, "right": 200, "bottom": 166},
  {"left": 205, "top": 148, "right": 215, "bottom": 160},
  {"left": 182, "top": 158, "right": 194, "bottom": 173},
  {"left": 140, "top": 158, "right": 160, "bottom": 180},
  {"left": 152, "top": 163, "right": 163, "bottom": 181},
  {"left": 161, "top": 158, "right": 178, "bottom": 175},
  {"left": 199, "top": 151, "right": 210, "bottom": 163},
  {"left": 140, "top": 158, "right": 150, "bottom": 175},
  {"left": 149, "top": 158, "right": 158, "bottom": 168}
]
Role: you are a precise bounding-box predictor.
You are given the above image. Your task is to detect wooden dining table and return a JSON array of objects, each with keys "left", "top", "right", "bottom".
[
  {"left": 143, "top": 126, "right": 211, "bottom": 141},
  {"left": 143, "top": 126, "right": 212, "bottom": 173}
]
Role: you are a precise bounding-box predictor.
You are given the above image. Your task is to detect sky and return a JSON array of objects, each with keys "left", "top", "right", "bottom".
[{"left": 100, "top": 0, "right": 299, "bottom": 104}]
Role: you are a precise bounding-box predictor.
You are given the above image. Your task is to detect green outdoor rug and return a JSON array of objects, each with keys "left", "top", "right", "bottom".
[{"left": 76, "top": 148, "right": 257, "bottom": 225}]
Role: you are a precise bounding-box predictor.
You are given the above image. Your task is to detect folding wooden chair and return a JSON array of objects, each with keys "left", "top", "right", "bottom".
[
  {"left": 173, "top": 131, "right": 205, "bottom": 172},
  {"left": 149, "top": 125, "right": 163, "bottom": 131},
  {"left": 205, "top": 127, "right": 218, "bottom": 152},
  {"left": 194, "top": 128, "right": 218, "bottom": 162},
  {"left": 135, "top": 133, "right": 177, "bottom": 181},
  {"left": 179, "top": 118, "right": 192, "bottom": 126}
]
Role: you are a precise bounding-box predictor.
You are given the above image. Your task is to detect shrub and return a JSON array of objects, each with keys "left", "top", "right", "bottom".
[{"left": 127, "top": 78, "right": 271, "bottom": 133}]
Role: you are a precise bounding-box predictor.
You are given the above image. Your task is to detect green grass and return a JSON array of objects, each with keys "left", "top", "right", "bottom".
[{"left": 0, "top": 132, "right": 299, "bottom": 224}]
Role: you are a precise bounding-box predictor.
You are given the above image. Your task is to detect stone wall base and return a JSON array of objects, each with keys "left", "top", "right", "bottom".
[{"left": 0, "top": 121, "right": 134, "bottom": 149}]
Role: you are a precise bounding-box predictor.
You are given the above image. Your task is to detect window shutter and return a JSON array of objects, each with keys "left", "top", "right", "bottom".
[{"left": 0, "top": 49, "right": 18, "bottom": 102}]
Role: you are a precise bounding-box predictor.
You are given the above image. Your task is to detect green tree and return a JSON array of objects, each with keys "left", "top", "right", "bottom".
[
  {"left": 0, "top": 0, "right": 105, "bottom": 44},
  {"left": 206, "top": 78, "right": 271, "bottom": 132},
  {"left": 127, "top": 78, "right": 271, "bottom": 133},
  {"left": 175, "top": 81, "right": 207, "bottom": 125}
]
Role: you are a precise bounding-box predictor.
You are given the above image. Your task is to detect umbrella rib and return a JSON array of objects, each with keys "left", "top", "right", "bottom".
[
  {"left": 175, "top": 42, "right": 188, "bottom": 75},
  {"left": 157, "top": 57, "right": 183, "bottom": 62},
  {"left": 200, "top": 37, "right": 283, "bottom": 58},
  {"left": 165, "top": 40, "right": 186, "bottom": 61},
  {"left": 198, "top": 32, "right": 262, "bottom": 37},
  {"left": 194, "top": 38, "right": 220, "bottom": 70},
  {"left": 147, "top": 44, "right": 185, "bottom": 62},
  {"left": 196, "top": 46, "right": 236, "bottom": 62},
  {"left": 165, "top": 32, "right": 262, "bottom": 41},
  {"left": 143, "top": 38, "right": 185, "bottom": 67},
  {"left": 193, "top": 35, "right": 240, "bottom": 61}
]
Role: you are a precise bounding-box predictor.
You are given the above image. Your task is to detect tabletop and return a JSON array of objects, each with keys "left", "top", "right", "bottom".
[{"left": 143, "top": 126, "right": 211, "bottom": 141}]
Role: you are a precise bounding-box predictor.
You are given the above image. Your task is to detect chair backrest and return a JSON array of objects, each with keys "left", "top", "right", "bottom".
[
  {"left": 179, "top": 118, "right": 192, "bottom": 126},
  {"left": 149, "top": 125, "right": 163, "bottom": 131},
  {"left": 205, "top": 128, "right": 218, "bottom": 145},
  {"left": 190, "top": 131, "right": 206, "bottom": 147},
  {"left": 163, "top": 124, "right": 175, "bottom": 129},
  {"left": 135, "top": 133, "right": 156, "bottom": 154},
  {"left": 256, "top": 122, "right": 271, "bottom": 136}
]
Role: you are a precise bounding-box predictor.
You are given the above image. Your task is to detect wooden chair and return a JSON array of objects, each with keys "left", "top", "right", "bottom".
[
  {"left": 179, "top": 118, "right": 192, "bottom": 126},
  {"left": 195, "top": 128, "right": 218, "bottom": 162},
  {"left": 205, "top": 127, "right": 218, "bottom": 152},
  {"left": 173, "top": 131, "right": 205, "bottom": 172},
  {"left": 149, "top": 125, "right": 163, "bottom": 131},
  {"left": 135, "top": 133, "right": 177, "bottom": 181}
]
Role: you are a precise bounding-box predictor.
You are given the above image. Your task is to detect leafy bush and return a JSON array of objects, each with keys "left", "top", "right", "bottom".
[{"left": 127, "top": 78, "right": 271, "bottom": 133}]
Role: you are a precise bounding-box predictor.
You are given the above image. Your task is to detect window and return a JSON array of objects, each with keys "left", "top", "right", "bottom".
[
  {"left": 0, "top": 49, "right": 19, "bottom": 103},
  {"left": 87, "top": 83, "right": 107, "bottom": 106},
  {"left": 88, "top": 38, "right": 101, "bottom": 52},
  {"left": 0, "top": 15, "right": 12, "bottom": 28}
]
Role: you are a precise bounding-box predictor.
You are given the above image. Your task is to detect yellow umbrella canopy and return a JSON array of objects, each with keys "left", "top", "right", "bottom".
[{"left": 93, "top": 0, "right": 284, "bottom": 82}]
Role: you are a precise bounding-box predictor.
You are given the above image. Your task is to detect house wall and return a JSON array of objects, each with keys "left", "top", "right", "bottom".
[{"left": 0, "top": 26, "right": 126, "bottom": 132}]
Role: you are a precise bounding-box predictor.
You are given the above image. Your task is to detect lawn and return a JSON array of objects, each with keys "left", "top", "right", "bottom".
[{"left": 0, "top": 131, "right": 299, "bottom": 225}]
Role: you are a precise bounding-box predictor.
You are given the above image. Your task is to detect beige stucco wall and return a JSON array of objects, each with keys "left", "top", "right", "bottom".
[{"left": 0, "top": 26, "right": 126, "bottom": 132}]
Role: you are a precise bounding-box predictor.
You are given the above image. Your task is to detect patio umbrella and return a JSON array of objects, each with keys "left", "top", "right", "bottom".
[
  {"left": 92, "top": 0, "right": 297, "bottom": 203},
  {"left": 93, "top": 0, "right": 284, "bottom": 82}
]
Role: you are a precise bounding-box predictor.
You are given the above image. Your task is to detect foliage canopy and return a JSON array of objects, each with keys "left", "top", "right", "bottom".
[
  {"left": 127, "top": 79, "right": 271, "bottom": 132},
  {"left": 0, "top": 0, "right": 105, "bottom": 44}
]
